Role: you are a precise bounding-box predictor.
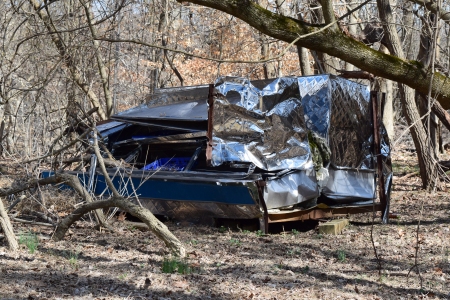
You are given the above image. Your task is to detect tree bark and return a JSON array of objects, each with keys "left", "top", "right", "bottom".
[
  {"left": 377, "top": 0, "right": 439, "bottom": 189},
  {"left": 81, "top": 0, "right": 115, "bottom": 118},
  {"left": 0, "top": 198, "right": 18, "bottom": 251}
]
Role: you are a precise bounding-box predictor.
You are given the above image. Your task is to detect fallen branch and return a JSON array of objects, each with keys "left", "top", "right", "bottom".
[
  {"left": 7, "top": 195, "right": 26, "bottom": 212},
  {"left": 53, "top": 196, "right": 185, "bottom": 257},
  {"left": 86, "top": 131, "right": 185, "bottom": 257},
  {"left": 398, "top": 171, "right": 420, "bottom": 180},
  {"left": 0, "top": 173, "right": 108, "bottom": 228},
  {"left": 12, "top": 217, "right": 54, "bottom": 227},
  {"left": 336, "top": 70, "right": 374, "bottom": 80},
  {"left": 0, "top": 198, "right": 18, "bottom": 251},
  {"left": 62, "top": 154, "right": 132, "bottom": 168}
]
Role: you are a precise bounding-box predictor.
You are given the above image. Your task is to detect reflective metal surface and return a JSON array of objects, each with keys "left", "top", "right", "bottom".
[
  {"left": 322, "top": 167, "right": 375, "bottom": 201},
  {"left": 211, "top": 75, "right": 372, "bottom": 171},
  {"left": 264, "top": 169, "right": 319, "bottom": 209},
  {"left": 210, "top": 75, "right": 383, "bottom": 206}
]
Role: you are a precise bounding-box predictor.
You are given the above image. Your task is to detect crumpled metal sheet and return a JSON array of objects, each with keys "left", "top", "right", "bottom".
[
  {"left": 212, "top": 77, "right": 312, "bottom": 171},
  {"left": 211, "top": 75, "right": 380, "bottom": 207},
  {"left": 328, "top": 77, "right": 373, "bottom": 169},
  {"left": 264, "top": 169, "right": 319, "bottom": 209},
  {"left": 211, "top": 75, "right": 372, "bottom": 171}
]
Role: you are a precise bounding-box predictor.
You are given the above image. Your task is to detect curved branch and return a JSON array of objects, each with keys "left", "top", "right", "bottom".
[
  {"left": 53, "top": 196, "right": 186, "bottom": 257},
  {"left": 181, "top": 0, "right": 450, "bottom": 109},
  {"left": 409, "top": 0, "right": 450, "bottom": 22}
]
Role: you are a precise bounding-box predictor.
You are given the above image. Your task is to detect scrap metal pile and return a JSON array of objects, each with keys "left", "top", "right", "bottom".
[{"left": 88, "top": 75, "right": 391, "bottom": 223}]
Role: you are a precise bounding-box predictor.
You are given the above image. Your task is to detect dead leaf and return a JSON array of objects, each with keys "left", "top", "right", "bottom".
[
  {"left": 117, "top": 212, "right": 127, "bottom": 222},
  {"left": 173, "top": 280, "right": 189, "bottom": 289},
  {"left": 434, "top": 267, "right": 443, "bottom": 274}
]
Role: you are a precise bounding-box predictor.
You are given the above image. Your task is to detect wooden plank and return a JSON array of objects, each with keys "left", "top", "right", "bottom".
[{"left": 267, "top": 204, "right": 381, "bottom": 223}]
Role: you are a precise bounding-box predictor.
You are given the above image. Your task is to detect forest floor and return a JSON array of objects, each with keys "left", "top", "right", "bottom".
[{"left": 1, "top": 131, "right": 450, "bottom": 299}]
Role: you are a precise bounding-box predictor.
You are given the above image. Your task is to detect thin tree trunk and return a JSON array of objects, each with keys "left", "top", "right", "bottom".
[
  {"left": 378, "top": 0, "right": 439, "bottom": 189},
  {"left": 28, "top": 0, "right": 107, "bottom": 120},
  {"left": 82, "top": 0, "right": 115, "bottom": 117},
  {"left": 417, "top": 13, "right": 440, "bottom": 158},
  {"left": 0, "top": 198, "right": 18, "bottom": 251},
  {"left": 345, "top": 0, "right": 356, "bottom": 71},
  {"left": 380, "top": 46, "right": 395, "bottom": 141},
  {"left": 295, "top": 1, "right": 312, "bottom": 76},
  {"left": 315, "top": 0, "right": 339, "bottom": 74}
]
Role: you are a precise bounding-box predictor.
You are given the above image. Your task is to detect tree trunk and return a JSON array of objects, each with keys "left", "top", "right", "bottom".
[
  {"left": 377, "top": 0, "right": 439, "bottom": 190},
  {"left": 295, "top": 1, "right": 313, "bottom": 76},
  {"left": 82, "top": 0, "right": 115, "bottom": 118},
  {"left": 0, "top": 198, "right": 18, "bottom": 251},
  {"left": 261, "top": 36, "right": 277, "bottom": 79},
  {"left": 180, "top": 0, "right": 450, "bottom": 108},
  {"left": 382, "top": 77, "right": 395, "bottom": 141},
  {"left": 315, "top": 1, "right": 339, "bottom": 74},
  {"left": 417, "top": 13, "right": 440, "bottom": 158},
  {"left": 379, "top": 46, "right": 395, "bottom": 141},
  {"left": 345, "top": 0, "right": 356, "bottom": 71}
]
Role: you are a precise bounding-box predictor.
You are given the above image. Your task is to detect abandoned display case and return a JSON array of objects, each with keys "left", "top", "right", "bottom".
[{"left": 46, "top": 75, "right": 392, "bottom": 232}]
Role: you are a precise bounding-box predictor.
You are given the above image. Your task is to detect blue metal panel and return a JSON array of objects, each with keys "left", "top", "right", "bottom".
[
  {"left": 94, "top": 174, "right": 257, "bottom": 205},
  {"left": 40, "top": 171, "right": 91, "bottom": 190}
]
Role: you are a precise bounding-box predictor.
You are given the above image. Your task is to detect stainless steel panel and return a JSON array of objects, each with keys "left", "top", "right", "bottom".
[{"left": 264, "top": 169, "right": 319, "bottom": 209}]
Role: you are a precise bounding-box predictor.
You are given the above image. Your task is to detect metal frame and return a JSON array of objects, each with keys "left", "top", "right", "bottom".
[{"left": 255, "top": 90, "right": 388, "bottom": 233}]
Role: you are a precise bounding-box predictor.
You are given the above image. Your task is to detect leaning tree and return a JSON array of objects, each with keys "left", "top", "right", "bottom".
[{"left": 176, "top": 0, "right": 450, "bottom": 190}]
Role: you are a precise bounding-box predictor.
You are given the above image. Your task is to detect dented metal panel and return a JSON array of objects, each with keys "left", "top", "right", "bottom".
[
  {"left": 264, "top": 169, "right": 319, "bottom": 209},
  {"left": 210, "top": 75, "right": 372, "bottom": 171}
]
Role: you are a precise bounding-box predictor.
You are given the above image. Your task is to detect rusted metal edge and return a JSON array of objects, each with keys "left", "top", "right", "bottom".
[
  {"left": 206, "top": 84, "right": 214, "bottom": 166},
  {"left": 256, "top": 180, "right": 269, "bottom": 234},
  {"left": 371, "top": 91, "right": 388, "bottom": 222},
  {"left": 267, "top": 204, "right": 383, "bottom": 223}
]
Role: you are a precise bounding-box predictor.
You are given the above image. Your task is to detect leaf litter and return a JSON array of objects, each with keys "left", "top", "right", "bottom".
[{"left": 0, "top": 146, "right": 450, "bottom": 299}]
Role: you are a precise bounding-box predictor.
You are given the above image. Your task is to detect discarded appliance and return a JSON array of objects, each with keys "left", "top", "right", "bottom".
[{"left": 44, "top": 75, "right": 392, "bottom": 232}]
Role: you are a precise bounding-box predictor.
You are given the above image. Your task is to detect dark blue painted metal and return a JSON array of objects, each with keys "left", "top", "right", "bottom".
[
  {"left": 40, "top": 170, "right": 258, "bottom": 206},
  {"left": 94, "top": 174, "right": 257, "bottom": 205}
]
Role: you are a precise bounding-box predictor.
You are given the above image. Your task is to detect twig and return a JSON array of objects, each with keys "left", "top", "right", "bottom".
[
  {"left": 7, "top": 195, "right": 26, "bottom": 212},
  {"left": 96, "top": 0, "right": 372, "bottom": 64},
  {"left": 398, "top": 171, "right": 419, "bottom": 180},
  {"left": 12, "top": 217, "right": 54, "bottom": 227},
  {"left": 20, "top": 128, "right": 91, "bottom": 164}
]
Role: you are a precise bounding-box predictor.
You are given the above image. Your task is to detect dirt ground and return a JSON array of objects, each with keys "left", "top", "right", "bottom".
[{"left": 1, "top": 142, "right": 450, "bottom": 299}]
